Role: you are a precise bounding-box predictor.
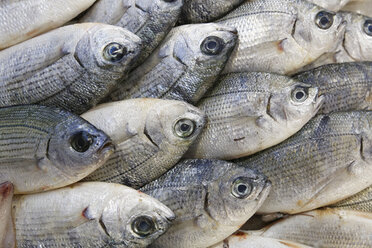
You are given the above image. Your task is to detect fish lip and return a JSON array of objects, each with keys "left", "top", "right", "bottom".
[
  {"left": 314, "top": 94, "right": 325, "bottom": 114},
  {"left": 98, "top": 139, "right": 115, "bottom": 156}
]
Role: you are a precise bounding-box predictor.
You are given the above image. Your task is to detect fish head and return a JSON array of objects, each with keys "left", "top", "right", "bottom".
[
  {"left": 135, "top": 0, "right": 183, "bottom": 18},
  {"left": 100, "top": 190, "right": 175, "bottom": 247},
  {"left": 74, "top": 24, "right": 142, "bottom": 79},
  {"left": 47, "top": 117, "right": 114, "bottom": 179},
  {"left": 144, "top": 100, "right": 206, "bottom": 149}
]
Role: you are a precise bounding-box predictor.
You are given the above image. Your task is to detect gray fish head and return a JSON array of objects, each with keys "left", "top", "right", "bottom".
[
  {"left": 48, "top": 115, "right": 114, "bottom": 179},
  {"left": 73, "top": 23, "right": 142, "bottom": 78}
]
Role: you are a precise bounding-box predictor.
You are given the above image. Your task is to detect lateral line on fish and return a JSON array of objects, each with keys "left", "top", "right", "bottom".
[
  {"left": 0, "top": 124, "right": 49, "bottom": 134},
  {"left": 219, "top": 10, "right": 293, "bottom": 22}
]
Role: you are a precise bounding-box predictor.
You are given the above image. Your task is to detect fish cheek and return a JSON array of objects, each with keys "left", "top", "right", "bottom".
[{"left": 144, "top": 109, "right": 166, "bottom": 148}]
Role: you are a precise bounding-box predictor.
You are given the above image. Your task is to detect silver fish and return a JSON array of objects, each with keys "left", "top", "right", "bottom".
[
  {"left": 109, "top": 23, "right": 237, "bottom": 104},
  {"left": 0, "top": 23, "right": 141, "bottom": 114},
  {"left": 307, "top": 0, "right": 351, "bottom": 11},
  {"left": 342, "top": 0, "right": 372, "bottom": 17},
  {"left": 331, "top": 185, "right": 372, "bottom": 212},
  {"left": 0, "top": 182, "right": 15, "bottom": 248}
]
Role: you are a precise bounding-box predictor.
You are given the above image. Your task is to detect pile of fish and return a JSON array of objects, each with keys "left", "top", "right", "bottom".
[{"left": 0, "top": 0, "right": 371, "bottom": 247}]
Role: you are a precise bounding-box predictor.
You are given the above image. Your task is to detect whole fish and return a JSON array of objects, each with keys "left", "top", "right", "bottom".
[
  {"left": 81, "top": 99, "right": 206, "bottom": 189},
  {"left": 109, "top": 23, "right": 237, "bottom": 104},
  {"left": 179, "top": 0, "right": 245, "bottom": 23},
  {"left": 247, "top": 209, "right": 372, "bottom": 248},
  {"left": 185, "top": 72, "right": 324, "bottom": 160},
  {"left": 331, "top": 185, "right": 372, "bottom": 212},
  {"left": 342, "top": 0, "right": 372, "bottom": 17},
  {"left": 12, "top": 182, "right": 175, "bottom": 248},
  {"left": 0, "top": 23, "right": 141, "bottom": 114},
  {"left": 236, "top": 111, "right": 372, "bottom": 214},
  {"left": 293, "top": 62, "right": 372, "bottom": 114},
  {"left": 141, "top": 159, "right": 272, "bottom": 248},
  {"left": 216, "top": 0, "right": 346, "bottom": 75},
  {"left": 0, "top": 105, "right": 114, "bottom": 194},
  {"left": 0, "top": 0, "right": 96, "bottom": 49},
  {"left": 307, "top": 0, "right": 351, "bottom": 11},
  {"left": 0, "top": 182, "right": 15, "bottom": 248},
  {"left": 80, "top": 0, "right": 183, "bottom": 65}
]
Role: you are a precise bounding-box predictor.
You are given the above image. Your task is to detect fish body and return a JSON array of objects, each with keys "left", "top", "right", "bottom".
[
  {"left": 142, "top": 159, "right": 272, "bottom": 248},
  {"left": 0, "top": 105, "right": 114, "bottom": 194},
  {"left": 0, "top": 23, "right": 141, "bottom": 114},
  {"left": 217, "top": 0, "right": 346, "bottom": 75},
  {"left": 342, "top": 0, "right": 372, "bottom": 17},
  {"left": 236, "top": 111, "right": 372, "bottom": 214},
  {"left": 109, "top": 23, "right": 237, "bottom": 104},
  {"left": 12, "top": 182, "right": 175, "bottom": 248},
  {"left": 331, "top": 185, "right": 372, "bottom": 212},
  {"left": 82, "top": 98, "right": 206, "bottom": 189},
  {"left": 308, "top": 0, "right": 351, "bottom": 11},
  {"left": 0, "top": 0, "right": 96, "bottom": 49},
  {"left": 185, "top": 72, "right": 324, "bottom": 159},
  {"left": 0, "top": 182, "right": 15, "bottom": 248}
]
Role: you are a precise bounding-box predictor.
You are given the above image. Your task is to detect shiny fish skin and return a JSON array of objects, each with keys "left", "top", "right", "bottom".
[
  {"left": 331, "top": 185, "right": 372, "bottom": 212},
  {"left": 0, "top": 105, "right": 114, "bottom": 194},
  {"left": 142, "top": 159, "right": 272, "bottom": 248},
  {"left": 342, "top": 0, "right": 372, "bottom": 17},
  {"left": 217, "top": 0, "right": 346, "bottom": 75},
  {"left": 81, "top": 98, "right": 206, "bottom": 189},
  {"left": 109, "top": 23, "right": 237, "bottom": 105},
  {"left": 307, "top": 0, "right": 351, "bottom": 11},
  {"left": 248, "top": 209, "right": 372, "bottom": 248},
  {"left": 12, "top": 182, "right": 175, "bottom": 248},
  {"left": 185, "top": 72, "right": 324, "bottom": 160},
  {"left": 0, "top": 0, "right": 96, "bottom": 50},
  {"left": 0, "top": 23, "right": 141, "bottom": 114},
  {"left": 80, "top": 0, "right": 182, "bottom": 65},
  {"left": 236, "top": 111, "right": 372, "bottom": 214},
  {"left": 293, "top": 62, "right": 372, "bottom": 114},
  {"left": 0, "top": 182, "right": 15, "bottom": 248},
  {"left": 179, "top": 0, "right": 244, "bottom": 23}
]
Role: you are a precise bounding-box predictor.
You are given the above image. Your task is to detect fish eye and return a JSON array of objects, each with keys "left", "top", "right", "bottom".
[
  {"left": 174, "top": 119, "right": 195, "bottom": 138},
  {"left": 70, "top": 131, "right": 94, "bottom": 153},
  {"left": 315, "top": 11, "right": 334, "bottom": 30},
  {"left": 231, "top": 177, "right": 253, "bottom": 199},
  {"left": 103, "top": 42, "right": 127, "bottom": 62},
  {"left": 291, "top": 87, "right": 308, "bottom": 102},
  {"left": 201, "top": 36, "right": 225, "bottom": 55},
  {"left": 163, "top": 0, "right": 176, "bottom": 2},
  {"left": 363, "top": 19, "right": 372, "bottom": 36},
  {"left": 132, "top": 216, "right": 156, "bottom": 237}
]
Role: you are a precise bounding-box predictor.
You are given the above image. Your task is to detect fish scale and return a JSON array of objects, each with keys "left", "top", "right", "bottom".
[{"left": 331, "top": 185, "right": 372, "bottom": 212}]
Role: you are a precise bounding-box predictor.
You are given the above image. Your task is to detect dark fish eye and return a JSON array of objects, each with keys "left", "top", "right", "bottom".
[
  {"left": 315, "top": 11, "right": 334, "bottom": 30},
  {"left": 201, "top": 36, "right": 225, "bottom": 55},
  {"left": 363, "top": 19, "right": 372, "bottom": 36},
  {"left": 103, "top": 42, "right": 127, "bottom": 62},
  {"left": 174, "top": 118, "right": 195, "bottom": 138},
  {"left": 132, "top": 216, "right": 156, "bottom": 237},
  {"left": 70, "top": 131, "right": 94, "bottom": 153},
  {"left": 291, "top": 87, "right": 308, "bottom": 102},
  {"left": 231, "top": 177, "right": 253, "bottom": 199}
]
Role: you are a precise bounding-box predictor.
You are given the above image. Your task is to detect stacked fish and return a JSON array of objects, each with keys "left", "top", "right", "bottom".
[{"left": 0, "top": 0, "right": 371, "bottom": 247}]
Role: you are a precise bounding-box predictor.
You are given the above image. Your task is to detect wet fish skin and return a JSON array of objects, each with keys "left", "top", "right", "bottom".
[
  {"left": 80, "top": 0, "right": 183, "bottom": 65},
  {"left": 0, "top": 23, "right": 142, "bottom": 114},
  {"left": 217, "top": 0, "right": 346, "bottom": 75},
  {"left": 12, "top": 182, "right": 175, "bottom": 248},
  {"left": 293, "top": 62, "right": 372, "bottom": 114},
  {"left": 307, "top": 0, "right": 351, "bottom": 11},
  {"left": 0, "top": 105, "right": 114, "bottom": 194},
  {"left": 236, "top": 111, "right": 372, "bottom": 214},
  {"left": 185, "top": 72, "right": 324, "bottom": 160},
  {"left": 247, "top": 209, "right": 372, "bottom": 248},
  {"left": 331, "top": 185, "right": 372, "bottom": 212},
  {"left": 0, "top": 0, "right": 96, "bottom": 50},
  {"left": 0, "top": 182, "right": 15, "bottom": 248},
  {"left": 342, "top": 0, "right": 372, "bottom": 17},
  {"left": 109, "top": 23, "right": 237, "bottom": 105},
  {"left": 82, "top": 98, "right": 206, "bottom": 189},
  {"left": 142, "top": 159, "right": 272, "bottom": 248},
  {"left": 179, "top": 0, "right": 244, "bottom": 23}
]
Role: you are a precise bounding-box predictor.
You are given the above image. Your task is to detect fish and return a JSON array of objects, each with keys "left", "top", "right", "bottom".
[
  {"left": 293, "top": 62, "right": 372, "bottom": 114},
  {"left": 185, "top": 72, "right": 324, "bottom": 160},
  {"left": 81, "top": 98, "right": 206, "bottom": 189},
  {"left": 0, "top": 23, "right": 142, "bottom": 114},
  {"left": 0, "top": 0, "right": 96, "bottom": 50},
  {"left": 0, "top": 105, "right": 114, "bottom": 194},
  {"left": 141, "top": 159, "right": 272, "bottom": 248},
  {"left": 307, "top": 0, "right": 351, "bottom": 11},
  {"left": 0, "top": 182, "right": 15, "bottom": 248},
  {"left": 79, "top": 0, "right": 183, "bottom": 66},
  {"left": 216, "top": 0, "right": 346, "bottom": 75},
  {"left": 179, "top": 0, "right": 245, "bottom": 23},
  {"left": 342, "top": 0, "right": 372, "bottom": 17},
  {"left": 236, "top": 111, "right": 372, "bottom": 214},
  {"left": 12, "top": 182, "right": 175, "bottom": 248},
  {"left": 247, "top": 209, "right": 372, "bottom": 248},
  {"left": 210, "top": 231, "right": 312, "bottom": 248},
  {"left": 330, "top": 185, "right": 372, "bottom": 212},
  {"left": 109, "top": 23, "right": 237, "bottom": 105}
]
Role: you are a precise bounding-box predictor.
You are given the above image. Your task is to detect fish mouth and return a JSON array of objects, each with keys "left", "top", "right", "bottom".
[
  {"left": 313, "top": 94, "right": 325, "bottom": 114},
  {"left": 98, "top": 139, "right": 115, "bottom": 157}
]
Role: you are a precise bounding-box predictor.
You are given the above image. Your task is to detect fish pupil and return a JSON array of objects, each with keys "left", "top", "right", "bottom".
[
  {"left": 180, "top": 123, "right": 190, "bottom": 132},
  {"left": 320, "top": 16, "right": 329, "bottom": 26},
  {"left": 238, "top": 184, "right": 247, "bottom": 194},
  {"left": 296, "top": 91, "right": 305, "bottom": 100},
  {"left": 71, "top": 132, "right": 93, "bottom": 153},
  {"left": 207, "top": 41, "right": 217, "bottom": 50},
  {"left": 139, "top": 220, "right": 151, "bottom": 232},
  {"left": 103, "top": 42, "right": 126, "bottom": 62}
]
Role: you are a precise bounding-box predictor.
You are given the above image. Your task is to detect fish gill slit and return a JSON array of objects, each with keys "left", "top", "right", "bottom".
[
  {"left": 291, "top": 17, "right": 298, "bottom": 37},
  {"left": 203, "top": 191, "right": 214, "bottom": 221},
  {"left": 360, "top": 136, "right": 365, "bottom": 161},
  {"left": 143, "top": 127, "right": 159, "bottom": 148},
  {"left": 99, "top": 216, "right": 111, "bottom": 238},
  {"left": 266, "top": 94, "right": 277, "bottom": 122}
]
